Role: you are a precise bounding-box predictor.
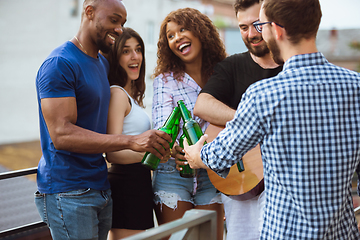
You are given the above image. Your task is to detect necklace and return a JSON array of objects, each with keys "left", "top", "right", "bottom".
[{"left": 74, "top": 36, "right": 88, "bottom": 54}]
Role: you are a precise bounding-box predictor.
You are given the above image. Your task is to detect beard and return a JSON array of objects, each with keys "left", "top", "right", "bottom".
[
  {"left": 96, "top": 38, "right": 112, "bottom": 54},
  {"left": 266, "top": 37, "right": 284, "bottom": 65},
  {"left": 243, "top": 36, "right": 270, "bottom": 58},
  {"left": 95, "top": 20, "right": 117, "bottom": 54}
]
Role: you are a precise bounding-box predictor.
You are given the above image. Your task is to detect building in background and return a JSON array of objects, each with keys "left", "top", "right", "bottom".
[
  {"left": 0, "top": 0, "right": 359, "bottom": 145},
  {"left": 0, "top": 0, "right": 239, "bottom": 145}
]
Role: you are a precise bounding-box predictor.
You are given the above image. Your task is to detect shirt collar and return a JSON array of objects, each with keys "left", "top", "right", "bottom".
[
  {"left": 182, "top": 72, "right": 202, "bottom": 91},
  {"left": 283, "top": 52, "right": 328, "bottom": 71}
]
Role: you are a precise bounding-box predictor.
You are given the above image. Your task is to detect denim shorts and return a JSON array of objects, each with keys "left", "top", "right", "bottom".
[
  {"left": 153, "top": 160, "right": 221, "bottom": 209},
  {"left": 34, "top": 188, "right": 112, "bottom": 240}
]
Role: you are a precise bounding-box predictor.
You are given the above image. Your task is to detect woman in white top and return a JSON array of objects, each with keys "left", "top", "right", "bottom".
[{"left": 105, "top": 28, "right": 153, "bottom": 240}]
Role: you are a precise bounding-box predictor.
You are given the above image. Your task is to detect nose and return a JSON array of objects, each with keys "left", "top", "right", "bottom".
[
  {"left": 249, "top": 25, "right": 260, "bottom": 39},
  {"left": 174, "top": 32, "right": 183, "bottom": 42},
  {"left": 114, "top": 25, "right": 123, "bottom": 35},
  {"left": 130, "top": 50, "right": 139, "bottom": 59}
]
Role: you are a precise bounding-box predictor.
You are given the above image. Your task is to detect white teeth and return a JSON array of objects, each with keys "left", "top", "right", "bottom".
[
  {"left": 108, "top": 34, "right": 115, "bottom": 41},
  {"left": 129, "top": 64, "right": 139, "bottom": 68},
  {"left": 179, "top": 43, "right": 191, "bottom": 51}
]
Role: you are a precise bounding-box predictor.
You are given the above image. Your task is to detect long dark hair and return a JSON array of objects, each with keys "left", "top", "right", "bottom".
[
  {"left": 106, "top": 27, "right": 146, "bottom": 107},
  {"left": 153, "top": 8, "right": 227, "bottom": 83}
]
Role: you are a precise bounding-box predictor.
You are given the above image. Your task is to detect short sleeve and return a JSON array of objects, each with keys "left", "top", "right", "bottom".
[{"left": 36, "top": 57, "right": 77, "bottom": 99}]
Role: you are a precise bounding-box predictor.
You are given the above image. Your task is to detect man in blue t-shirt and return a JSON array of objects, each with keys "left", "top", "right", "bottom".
[{"left": 35, "top": 1, "right": 171, "bottom": 239}]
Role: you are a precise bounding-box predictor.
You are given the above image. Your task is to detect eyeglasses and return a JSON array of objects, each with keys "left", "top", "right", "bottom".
[{"left": 253, "top": 21, "right": 284, "bottom": 33}]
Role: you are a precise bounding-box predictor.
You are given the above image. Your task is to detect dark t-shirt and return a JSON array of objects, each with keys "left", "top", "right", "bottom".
[{"left": 201, "top": 51, "right": 283, "bottom": 109}]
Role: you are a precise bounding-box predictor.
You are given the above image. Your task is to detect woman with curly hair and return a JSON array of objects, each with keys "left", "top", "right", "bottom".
[
  {"left": 105, "top": 28, "right": 154, "bottom": 239},
  {"left": 151, "top": 8, "right": 227, "bottom": 240}
]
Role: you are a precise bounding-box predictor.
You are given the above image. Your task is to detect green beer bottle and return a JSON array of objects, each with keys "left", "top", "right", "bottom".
[
  {"left": 141, "top": 106, "right": 180, "bottom": 170},
  {"left": 178, "top": 99, "right": 207, "bottom": 146},
  {"left": 178, "top": 134, "right": 196, "bottom": 178}
]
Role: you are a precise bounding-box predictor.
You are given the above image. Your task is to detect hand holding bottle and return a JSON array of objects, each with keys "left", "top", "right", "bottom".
[
  {"left": 129, "top": 129, "right": 172, "bottom": 159},
  {"left": 183, "top": 134, "right": 209, "bottom": 169},
  {"left": 141, "top": 106, "right": 181, "bottom": 170}
]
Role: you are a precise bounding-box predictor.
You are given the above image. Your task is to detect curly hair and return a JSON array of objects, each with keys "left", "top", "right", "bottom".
[
  {"left": 153, "top": 8, "right": 227, "bottom": 82},
  {"left": 106, "top": 27, "right": 146, "bottom": 107}
]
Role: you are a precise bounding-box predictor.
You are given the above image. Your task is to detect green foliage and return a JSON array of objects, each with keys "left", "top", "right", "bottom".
[
  {"left": 350, "top": 41, "right": 360, "bottom": 50},
  {"left": 213, "top": 16, "right": 229, "bottom": 29},
  {"left": 350, "top": 41, "right": 360, "bottom": 72}
]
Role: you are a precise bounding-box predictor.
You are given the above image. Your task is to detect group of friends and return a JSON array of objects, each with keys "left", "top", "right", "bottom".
[{"left": 34, "top": 0, "right": 360, "bottom": 239}]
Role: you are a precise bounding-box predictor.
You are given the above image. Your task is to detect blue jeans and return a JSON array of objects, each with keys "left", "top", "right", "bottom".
[{"left": 35, "top": 188, "right": 112, "bottom": 240}]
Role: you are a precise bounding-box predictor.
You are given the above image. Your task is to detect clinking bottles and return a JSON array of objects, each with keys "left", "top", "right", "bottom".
[
  {"left": 141, "top": 107, "right": 180, "bottom": 170},
  {"left": 178, "top": 100, "right": 206, "bottom": 146},
  {"left": 178, "top": 133, "right": 196, "bottom": 178},
  {"left": 177, "top": 100, "right": 206, "bottom": 177}
]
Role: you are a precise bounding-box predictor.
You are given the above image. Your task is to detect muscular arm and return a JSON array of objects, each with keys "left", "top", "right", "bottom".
[
  {"left": 193, "top": 93, "right": 235, "bottom": 126},
  {"left": 41, "top": 97, "right": 171, "bottom": 158}
]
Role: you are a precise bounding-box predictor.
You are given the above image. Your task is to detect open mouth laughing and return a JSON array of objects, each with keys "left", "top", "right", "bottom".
[{"left": 178, "top": 42, "right": 191, "bottom": 54}]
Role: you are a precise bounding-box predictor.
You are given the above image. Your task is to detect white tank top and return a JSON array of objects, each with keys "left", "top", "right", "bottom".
[{"left": 110, "top": 85, "right": 151, "bottom": 135}]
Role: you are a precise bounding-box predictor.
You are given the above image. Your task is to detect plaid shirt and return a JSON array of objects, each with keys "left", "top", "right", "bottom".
[
  {"left": 152, "top": 72, "right": 208, "bottom": 136},
  {"left": 201, "top": 52, "right": 360, "bottom": 239}
]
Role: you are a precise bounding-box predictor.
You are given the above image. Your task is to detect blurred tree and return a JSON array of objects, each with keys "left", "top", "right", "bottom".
[
  {"left": 213, "top": 16, "right": 229, "bottom": 29},
  {"left": 350, "top": 41, "right": 360, "bottom": 72}
]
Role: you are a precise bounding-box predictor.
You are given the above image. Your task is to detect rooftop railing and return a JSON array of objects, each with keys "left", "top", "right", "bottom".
[
  {"left": 1, "top": 167, "right": 360, "bottom": 240},
  {"left": 0, "top": 167, "right": 50, "bottom": 240}
]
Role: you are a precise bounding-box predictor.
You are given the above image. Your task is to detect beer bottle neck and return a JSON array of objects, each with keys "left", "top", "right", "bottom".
[
  {"left": 163, "top": 106, "right": 180, "bottom": 129},
  {"left": 178, "top": 100, "right": 192, "bottom": 122}
]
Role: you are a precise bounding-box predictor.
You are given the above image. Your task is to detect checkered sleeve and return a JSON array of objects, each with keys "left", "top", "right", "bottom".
[
  {"left": 152, "top": 75, "right": 175, "bottom": 129},
  {"left": 201, "top": 93, "right": 264, "bottom": 177},
  {"left": 357, "top": 164, "right": 360, "bottom": 196}
]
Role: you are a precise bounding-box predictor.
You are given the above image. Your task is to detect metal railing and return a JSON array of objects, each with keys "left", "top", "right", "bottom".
[
  {"left": 0, "top": 167, "right": 48, "bottom": 239},
  {"left": 123, "top": 209, "right": 217, "bottom": 240},
  {"left": 0, "top": 167, "right": 37, "bottom": 180},
  {"left": 1, "top": 166, "right": 360, "bottom": 240},
  {"left": 355, "top": 206, "right": 360, "bottom": 215},
  {"left": 0, "top": 167, "right": 218, "bottom": 240}
]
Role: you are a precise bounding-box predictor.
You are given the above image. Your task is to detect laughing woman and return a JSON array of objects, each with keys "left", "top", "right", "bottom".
[
  {"left": 105, "top": 28, "right": 153, "bottom": 240},
  {"left": 151, "top": 8, "right": 227, "bottom": 240}
]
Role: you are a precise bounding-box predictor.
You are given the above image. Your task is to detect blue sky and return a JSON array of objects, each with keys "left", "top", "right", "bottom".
[{"left": 319, "top": 0, "right": 360, "bottom": 29}]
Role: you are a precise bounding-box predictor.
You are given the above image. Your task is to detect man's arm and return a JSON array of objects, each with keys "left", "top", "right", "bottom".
[
  {"left": 193, "top": 93, "right": 235, "bottom": 126},
  {"left": 41, "top": 97, "right": 171, "bottom": 159}
]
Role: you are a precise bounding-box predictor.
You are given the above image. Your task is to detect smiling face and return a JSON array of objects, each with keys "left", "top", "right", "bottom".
[
  {"left": 92, "top": 0, "right": 127, "bottom": 53},
  {"left": 119, "top": 37, "right": 143, "bottom": 81},
  {"left": 259, "top": 5, "right": 284, "bottom": 65},
  {"left": 165, "top": 21, "right": 202, "bottom": 65},
  {"left": 237, "top": 3, "right": 269, "bottom": 57}
]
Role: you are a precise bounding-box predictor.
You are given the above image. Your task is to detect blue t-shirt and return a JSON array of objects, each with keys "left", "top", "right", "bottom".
[{"left": 36, "top": 41, "right": 110, "bottom": 194}]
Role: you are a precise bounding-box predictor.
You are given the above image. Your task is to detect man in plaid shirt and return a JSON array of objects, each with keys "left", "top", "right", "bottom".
[{"left": 184, "top": 0, "right": 360, "bottom": 239}]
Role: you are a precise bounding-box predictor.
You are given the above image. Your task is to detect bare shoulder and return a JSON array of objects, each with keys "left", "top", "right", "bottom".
[{"left": 109, "top": 86, "right": 131, "bottom": 116}]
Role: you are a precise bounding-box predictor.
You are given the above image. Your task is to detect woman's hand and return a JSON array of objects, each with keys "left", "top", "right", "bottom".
[{"left": 170, "top": 144, "right": 187, "bottom": 171}]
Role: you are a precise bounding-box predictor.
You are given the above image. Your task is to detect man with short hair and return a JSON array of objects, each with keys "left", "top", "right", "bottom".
[
  {"left": 193, "top": 0, "right": 281, "bottom": 239},
  {"left": 34, "top": 1, "right": 171, "bottom": 239},
  {"left": 186, "top": 0, "right": 360, "bottom": 239}
]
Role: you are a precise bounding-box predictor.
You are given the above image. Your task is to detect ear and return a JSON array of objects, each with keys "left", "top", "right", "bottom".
[
  {"left": 84, "top": 5, "right": 95, "bottom": 20},
  {"left": 272, "top": 22, "right": 284, "bottom": 40}
]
